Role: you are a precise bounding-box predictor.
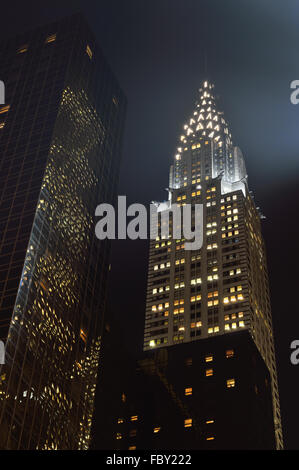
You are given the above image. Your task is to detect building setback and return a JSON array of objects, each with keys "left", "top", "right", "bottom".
[
  {"left": 114, "top": 331, "right": 276, "bottom": 450},
  {"left": 0, "top": 14, "right": 126, "bottom": 449}
]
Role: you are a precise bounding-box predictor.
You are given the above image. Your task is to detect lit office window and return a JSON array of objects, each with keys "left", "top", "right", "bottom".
[
  {"left": 86, "top": 44, "right": 93, "bottom": 59},
  {"left": 45, "top": 33, "right": 56, "bottom": 44},
  {"left": 227, "top": 378, "right": 235, "bottom": 388},
  {"left": 184, "top": 419, "right": 192, "bottom": 428},
  {"left": 225, "top": 349, "right": 234, "bottom": 358}
]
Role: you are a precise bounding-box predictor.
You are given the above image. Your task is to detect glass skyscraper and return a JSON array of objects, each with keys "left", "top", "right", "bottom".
[
  {"left": 0, "top": 14, "right": 126, "bottom": 449},
  {"left": 144, "top": 80, "right": 283, "bottom": 449}
]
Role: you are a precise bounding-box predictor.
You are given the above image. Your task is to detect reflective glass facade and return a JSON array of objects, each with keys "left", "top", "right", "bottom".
[{"left": 0, "top": 14, "right": 126, "bottom": 449}]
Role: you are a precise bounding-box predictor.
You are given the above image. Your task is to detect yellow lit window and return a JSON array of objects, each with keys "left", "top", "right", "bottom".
[
  {"left": 17, "top": 45, "right": 28, "bottom": 53},
  {"left": 206, "top": 369, "right": 213, "bottom": 377},
  {"left": 86, "top": 44, "right": 93, "bottom": 59},
  {"left": 80, "top": 328, "right": 87, "bottom": 343},
  {"left": 206, "top": 419, "right": 214, "bottom": 424},
  {"left": 153, "top": 427, "right": 161, "bottom": 433},
  {"left": 116, "top": 433, "right": 122, "bottom": 440},
  {"left": 0, "top": 105, "right": 10, "bottom": 114},
  {"left": 206, "top": 436, "right": 215, "bottom": 441},
  {"left": 45, "top": 33, "right": 56, "bottom": 44},
  {"left": 227, "top": 378, "right": 235, "bottom": 388},
  {"left": 185, "top": 387, "right": 192, "bottom": 396},
  {"left": 117, "top": 418, "right": 124, "bottom": 424},
  {"left": 184, "top": 418, "right": 192, "bottom": 428},
  {"left": 0, "top": 122, "right": 5, "bottom": 129},
  {"left": 131, "top": 415, "right": 138, "bottom": 422},
  {"left": 205, "top": 355, "right": 213, "bottom": 362},
  {"left": 225, "top": 349, "right": 234, "bottom": 358},
  {"left": 128, "top": 446, "right": 136, "bottom": 450}
]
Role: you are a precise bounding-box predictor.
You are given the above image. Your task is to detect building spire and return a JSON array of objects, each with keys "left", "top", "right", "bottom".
[{"left": 171, "top": 80, "right": 247, "bottom": 190}]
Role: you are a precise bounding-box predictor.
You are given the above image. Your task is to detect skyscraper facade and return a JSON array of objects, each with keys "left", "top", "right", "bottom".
[
  {"left": 143, "top": 81, "right": 283, "bottom": 448},
  {"left": 0, "top": 14, "right": 126, "bottom": 449}
]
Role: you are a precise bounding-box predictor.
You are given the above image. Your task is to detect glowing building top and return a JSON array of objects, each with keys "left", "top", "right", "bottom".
[{"left": 170, "top": 80, "right": 247, "bottom": 196}]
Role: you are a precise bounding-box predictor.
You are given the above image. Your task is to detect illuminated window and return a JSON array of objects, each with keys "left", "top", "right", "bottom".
[
  {"left": 128, "top": 446, "right": 136, "bottom": 450},
  {"left": 185, "top": 387, "right": 192, "bottom": 396},
  {"left": 227, "top": 378, "right": 235, "bottom": 388},
  {"left": 0, "top": 122, "right": 5, "bottom": 129},
  {"left": 117, "top": 418, "right": 124, "bottom": 424},
  {"left": 86, "top": 44, "right": 93, "bottom": 59},
  {"left": 0, "top": 105, "right": 10, "bottom": 114},
  {"left": 206, "top": 419, "right": 214, "bottom": 424},
  {"left": 17, "top": 44, "right": 28, "bottom": 53},
  {"left": 206, "top": 369, "right": 213, "bottom": 377},
  {"left": 184, "top": 419, "right": 192, "bottom": 428},
  {"left": 206, "top": 436, "right": 215, "bottom": 441},
  {"left": 80, "top": 328, "right": 87, "bottom": 343},
  {"left": 186, "top": 357, "right": 192, "bottom": 367},
  {"left": 205, "top": 355, "right": 213, "bottom": 362},
  {"left": 131, "top": 415, "right": 138, "bottom": 422},
  {"left": 153, "top": 427, "right": 161, "bottom": 433},
  {"left": 45, "top": 33, "right": 56, "bottom": 44},
  {"left": 116, "top": 433, "right": 122, "bottom": 440},
  {"left": 226, "top": 349, "right": 234, "bottom": 358}
]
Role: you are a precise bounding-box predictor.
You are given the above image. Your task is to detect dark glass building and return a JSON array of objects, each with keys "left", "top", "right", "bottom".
[{"left": 0, "top": 14, "right": 126, "bottom": 449}]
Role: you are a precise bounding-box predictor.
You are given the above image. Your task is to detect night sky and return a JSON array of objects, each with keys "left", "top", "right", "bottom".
[{"left": 1, "top": 0, "right": 299, "bottom": 449}]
